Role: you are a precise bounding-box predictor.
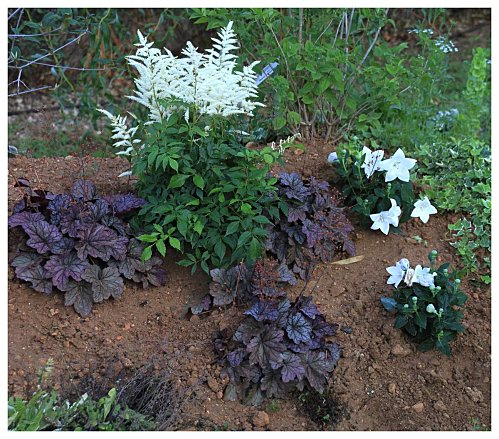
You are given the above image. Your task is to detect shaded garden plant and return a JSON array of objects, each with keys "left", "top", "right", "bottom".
[
  {"left": 211, "top": 259, "right": 341, "bottom": 406},
  {"left": 266, "top": 172, "right": 356, "bottom": 280},
  {"left": 381, "top": 250, "right": 467, "bottom": 356},
  {"left": 8, "top": 178, "right": 167, "bottom": 317}
]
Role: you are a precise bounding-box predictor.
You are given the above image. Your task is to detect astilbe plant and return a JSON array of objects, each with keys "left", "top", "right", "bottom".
[
  {"left": 380, "top": 250, "right": 467, "bottom": 356},
  {"left": 212, "top": 260, "right": 341, "bottom": 406},
  {"left": 266, "top": 172, "right": 356, "bottom": 280},
  {"left": 8, "top": 179, "right": 167, "bottom": 317}
]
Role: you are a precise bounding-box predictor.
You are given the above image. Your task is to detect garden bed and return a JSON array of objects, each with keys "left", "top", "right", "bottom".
[{"left": 8, "top": 151, "right": 491, "bottom": 431}]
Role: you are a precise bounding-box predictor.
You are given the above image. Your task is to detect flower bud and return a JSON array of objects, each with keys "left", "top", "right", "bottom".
[
  {"left": 455, "top": 279, "right": 461, "bottom": 284},
  {"left": 412, "top": 296, "right": 418, "bottom": 303},
  {"left": 426, "top": 304, "right": 437, "bottom": 314},
  {"left": 439, "top": 308, "right": 444, "bottom": 314},
  {"left": 403, "top": 304, "right": 409, "bottom": 309},
  {"left": 435, "top": 286, "right": 441, "bottom": 292},
  {"left": 430, "top": 250, "right": 438, "bottom": 259}
]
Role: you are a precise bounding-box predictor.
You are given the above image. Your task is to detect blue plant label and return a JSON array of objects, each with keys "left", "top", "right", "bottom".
[{"left": 255, "top": 61, "right": 279, "bottom": 86}]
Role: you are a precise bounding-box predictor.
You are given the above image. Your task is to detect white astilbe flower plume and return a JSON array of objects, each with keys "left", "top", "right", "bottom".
[
  {"left": 98, "top": 21, "right": 263, "bottom": 167},
  {"left": 125, "top": 21, "right": 263, "bottom": 123}
]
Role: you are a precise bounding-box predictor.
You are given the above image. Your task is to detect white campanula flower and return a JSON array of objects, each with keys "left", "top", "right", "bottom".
[
  {"left": 370, "top": 198, "right": 401, "bottom": 235},
  {"left": 327, "top": 151, "right": 339, "bottom": 164},
  {"left": 414, "top": 265, "right": 437, "bottom": 288},
  {"left": 411, "top": 197, "right": 437, "bottom": 223},
  {"left": 361, "top": 146, "right": 384, "bottom": 178},
  {"left": 426, "top": 303, "right": 437, "bottom": 314},
  {"left": 379, "top": 148, "right": 417, "bottom": 182},
  {"left": 386, "top": 258, "right": 410, "bottom": 288}
]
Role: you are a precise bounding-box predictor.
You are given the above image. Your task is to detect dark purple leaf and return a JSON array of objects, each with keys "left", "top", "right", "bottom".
[
  {"left": 24, "top": 220, "right": 63, "bottom": 254},
  {"left": 301, "top": 350, "right": 335, "bottom": 393},
  {"left": 276, "top": 299, "right": 291, "bottom": 329},
  {"left": 247, "top": 327, "right": 285, "bottom": 368},
  {"left": 82, "top": 265, "right": 124, "bottom": 302},
  {"left": 261, "top": 368, "right": 289, "bottom": 398},
  {"left": 234, "top": 318, "right": 265, "bottom": 344},
  {"left": 48, "top": 194, "right": 72, "bottom": 225},
  {"left": 104, "top": 193, "right": 146, "bottom": 215},
  {"left": 279, "top": 172, "right": 311, "bottom": 201},
  {"left": 313, "top": 316, "right": 338, "bottom": 337},
  {"left": 64, "top": 281, "right": 94, "bottom": 317},
  {"left": 16, "top": 263, "right": 53, "bottom": 294},
  {"left": 101, "top": 215, "right": 128, "bottom": 236},
  {"left": 75, "top": 224, "right": 126, "bottom": 262},
  {"left": 286, "top": 313, "right": 312, "bottom": 344},
  {"left": 87, "top": 199, "right": 110, "bottom": 223},
  {"left": 297, "top": 296, "right": 320, "bottom": 319},
  {"left": 209, "top": 267, "right": 241, "bottom": 306},
  {"left": 12, "top": 198, "right": 26, "bottom": 214},
  {"left": 71, "top": 180, "right": 98, "bottom": 201},
  {"left": 227, "top": 349, "right": 246, "bottom": 367},
  {"left": 302, "top": 219, "right": 324, "bottom": 247},
  {"left": 60, "top": 205, "right": 84, "bottom": 238},
  {"left": 51, "top": 237, "right": 75, "bottom": 255},
  {"left": 277, "top": 263, "right": 297, "bottom": 285},
  {"left": 191, "top": 295, "right": 212, "bottom": 315},
  {"left": 280, "top": 351, "right": 305, "bottom": 383},
  {"left": 325, "top": 342, "right": 341, "bottom": 368},
  {"left": 132, "top": 265, "right": 167, "bottom": 288},
  {"left": 45, "top": 251, "right": 90, "bottom": 291},
  {"left": 12, "top": 251, "right": 43, "bottom": 275},
  {"left": 8, "top": 211, "right": 45, "bottom": 229},
  {"left": 243, "top": 385, "right": 265, "bottom": 407},
  {"left": 244, "top": 300, "right": 279, "bottom": 322},
  {"left": 287, "top": 204, "right": 308, "bottom": 223}
]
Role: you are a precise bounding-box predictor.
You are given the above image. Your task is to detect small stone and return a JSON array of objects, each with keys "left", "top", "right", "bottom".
[
  {"left": 391, "top": 344, "right": 409, "bottom": 356},
  {"left": 412, "top": 402, "right": 424, "bottom": 413},
  {"left": 242, "top": 421, "right": 253, "bottom": 431},
  {"left": 207, "top": 377, "right": 219, "bottom": 392},
  {"left": 188, "top": 345, "right": 196, "bottom": 352},
  {"left": 388, "top": 383, "right": 396, "bottom": 394},
  {"left": 341, "top": 326, "right": 353, "bottom": 334},
  {"left": 216, "top": 391, "right": 223, "bottom": 399},
  {"left": 464, "top": 387, "right": 483, "bottom": 403},
  {"left": 434, "top": 400, "right": 446, "bottom": 411},
  {"left": 190, "top": 315, "right": 200, "bottom": 322},
  {"left": 252, "top": 411, "right": 270, "bottom": 428}
]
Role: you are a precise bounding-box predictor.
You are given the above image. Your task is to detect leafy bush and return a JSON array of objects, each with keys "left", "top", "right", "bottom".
[
  {"left": 266, "top": 172, "right": 356, "bottom": 279},
  {"left": 133, "top": 114, "right": 282, "bottom": 273},
  {"left": 415, "top": 138, "right": 491, "bottom": 281},
  {"left": 212, "top": 260, "right": 341, "bottom": 405},
  {"left": 8, "top": 178, "right": 167, "bottom": 316},
  {"left": 191, "top": 8, "right": 413, "bottom": 142},
  {"left": 8, "top": 387, "right": 154, "bottom": 431},
  {"left": 381, "top": 250, "right": 467, "bottom": 356}
]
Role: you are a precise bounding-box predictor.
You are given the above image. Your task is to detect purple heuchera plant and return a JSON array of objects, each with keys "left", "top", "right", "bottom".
[
  {"left": 266, "top": 173, "right": 356, "bottom": 280},
  {"left": 9, "top": 178, "right": 166, "bottom": 317},
  {"left": 211, "top": 259, "right": 341, "bottom": 405}
]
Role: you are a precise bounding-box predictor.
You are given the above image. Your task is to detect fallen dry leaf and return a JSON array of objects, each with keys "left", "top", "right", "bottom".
[{"left": 331, "top": 255, "right": 364, "bottom": 265}]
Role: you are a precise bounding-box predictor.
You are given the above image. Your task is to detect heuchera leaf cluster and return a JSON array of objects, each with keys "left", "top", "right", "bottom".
[
  {"left": 212, "top": 260, "right": 341, "bottom": 405},
  {"left": 190, "top": 259, "right": 293, "bottom": 315},
  {"left": 9, "top": 179, "right": 167, "bottom": 317},
  {"left": 266, "top": 172, "right": 356, "bottom": 279}
]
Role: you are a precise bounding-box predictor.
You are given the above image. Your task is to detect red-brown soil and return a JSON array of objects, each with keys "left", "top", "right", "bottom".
[{"left": 7, "top": 148, "right": 491, "bottom": 431}]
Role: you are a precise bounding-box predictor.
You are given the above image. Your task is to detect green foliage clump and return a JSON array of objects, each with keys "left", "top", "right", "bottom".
[
  {"left": 415, "top": 138, "right": 490, "bottom": 281},
  {"left": 8, "top": 387, "right": 154, "bottom": 431},
  {"left": 133, "top": 114, "right": 284, "bottom": 273}
]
